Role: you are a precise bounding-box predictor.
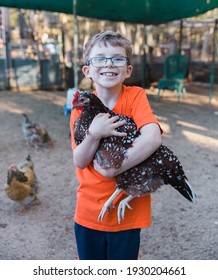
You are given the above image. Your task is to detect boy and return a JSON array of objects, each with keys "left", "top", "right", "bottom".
[{"left": 70, "top": 30, "right": 162, "bottom": 260}]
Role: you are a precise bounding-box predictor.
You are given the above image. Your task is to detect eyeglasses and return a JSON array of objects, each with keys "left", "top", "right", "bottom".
[{"left": 87, "top": 56, "right": 129, "bottom": 68}]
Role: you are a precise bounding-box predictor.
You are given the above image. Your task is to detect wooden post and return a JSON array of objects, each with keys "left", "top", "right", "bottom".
[{"left": 209, "top": 19, "right": 218, "bottom": 103}]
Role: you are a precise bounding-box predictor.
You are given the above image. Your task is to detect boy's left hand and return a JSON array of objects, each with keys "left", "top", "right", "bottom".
[{"left": 93, "top": 159, "right": 118, "bottom": 178}]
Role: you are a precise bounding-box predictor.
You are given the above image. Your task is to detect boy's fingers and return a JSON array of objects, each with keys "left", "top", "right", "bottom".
[
  {"left": 113, "top": 119, "right": 126, "bottom": 128},
  {"left": 97, "top": 114, "right": 125, "bottom": 125},
  {"left": 113, "top": 131, "right": 127, "bottom": 137},
  {"left": 96, "top": 113, "right": 108, "bottom": 118},
  {"left": 109, "top": 115, "right": 120, "bottom": 122}
]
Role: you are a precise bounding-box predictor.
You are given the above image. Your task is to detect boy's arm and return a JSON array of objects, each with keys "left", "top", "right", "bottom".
[
  {"left": 73, "top": 113, "right": 127, "bottom": 169},
  {"left": 93, "top": 123, "right": 162, "bottom": 177}
]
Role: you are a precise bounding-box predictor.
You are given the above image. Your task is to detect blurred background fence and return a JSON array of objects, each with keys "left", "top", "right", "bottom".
[{"left": 0, "top": 7, "right": 218, "bottom": 90}]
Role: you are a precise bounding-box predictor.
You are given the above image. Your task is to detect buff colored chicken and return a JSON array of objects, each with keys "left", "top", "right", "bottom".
[{"left": 4, "top": 155, "right": 40, "bottom": 211}]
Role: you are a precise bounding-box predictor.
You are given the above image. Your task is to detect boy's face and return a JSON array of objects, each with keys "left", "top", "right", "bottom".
[{"left": 82, "top": 43, "right": 132, "bottom": 90}]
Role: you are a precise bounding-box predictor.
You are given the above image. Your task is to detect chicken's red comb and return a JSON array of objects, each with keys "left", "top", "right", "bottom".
[
  {"left": 9, "top": 164, "right": 17, "bottom": 171},
  {"left": 72, "top": 91, "right": 80, "bottom": 105}
]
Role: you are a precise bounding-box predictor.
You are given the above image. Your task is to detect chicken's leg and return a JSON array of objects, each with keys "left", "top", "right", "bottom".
[
  {"left": 117, "top": 195, "right": 134, "bottom": 224},
  {"left": 18, "top": 201, "right": 26, "bottom": 212},
  {"left": 98, "top": 189, "right": 123, "bottom": 221}
]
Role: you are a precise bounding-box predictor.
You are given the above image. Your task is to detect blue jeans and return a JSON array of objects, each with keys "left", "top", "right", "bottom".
[{"left": 74, "top": 222, "right": 141, "bottom": 260}]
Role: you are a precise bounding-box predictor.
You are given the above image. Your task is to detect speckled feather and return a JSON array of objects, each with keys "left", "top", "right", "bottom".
[
  {"left": 73, "top": 91, "right": 139, "bottom": 168},
  {"left": 73, "top": 91, "right": 197, "bottom": 203}
]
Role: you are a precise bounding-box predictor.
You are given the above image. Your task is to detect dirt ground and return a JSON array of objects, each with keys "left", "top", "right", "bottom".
[{"left": 0, "top": 82, "right": 218, "bottom": 260}]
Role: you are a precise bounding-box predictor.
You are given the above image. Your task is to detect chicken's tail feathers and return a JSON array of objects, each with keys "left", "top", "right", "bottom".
[
  {"left": 31, "top": 176, "right": 41, "bottom": 195},
  {"left": 22, "top": 113, "right": 30, "bottom": 123},
  {"left": 26, "top": 154, "right": 32, "bottom": 161},
  {"left": 175, "top": 178, "right": 197, "bottom": 203}
]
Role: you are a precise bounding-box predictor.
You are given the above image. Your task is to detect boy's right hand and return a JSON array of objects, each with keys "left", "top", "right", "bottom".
[{"left": 88, "top": 113, "right": 127, "bottom": 140}]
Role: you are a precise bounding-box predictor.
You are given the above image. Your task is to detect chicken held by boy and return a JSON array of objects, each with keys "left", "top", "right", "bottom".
[{"left": 72, "top": 91, "right": 197, "bottom": 224}]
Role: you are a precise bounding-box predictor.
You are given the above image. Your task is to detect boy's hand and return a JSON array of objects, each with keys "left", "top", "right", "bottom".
[{"left": 88, "top": 113, "right": 127, "bottom": 140}]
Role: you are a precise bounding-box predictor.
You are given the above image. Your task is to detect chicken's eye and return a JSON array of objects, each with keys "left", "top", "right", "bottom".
[{"left": 79, "top": 97, "right": 86, "bottom": 102}]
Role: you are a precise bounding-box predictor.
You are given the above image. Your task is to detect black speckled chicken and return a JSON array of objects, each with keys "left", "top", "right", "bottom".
[
  {"left": 72, "top": 91, "right": 197, "bottom": 223},
  {"left": 22, "top": 113, "right": 53, "bottom": 149},
  {"left": 4, "top": 155, "right": 40, "bottom": 211}
]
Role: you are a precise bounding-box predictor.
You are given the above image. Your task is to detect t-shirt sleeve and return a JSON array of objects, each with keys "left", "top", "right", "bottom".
[{"left": 130, "top": 88, "right": 162, "bottom": 133}]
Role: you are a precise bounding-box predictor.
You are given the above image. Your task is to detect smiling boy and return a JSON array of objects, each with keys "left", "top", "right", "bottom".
[{"left": 70, "top": 30, "right": 162, "bottom": 260}]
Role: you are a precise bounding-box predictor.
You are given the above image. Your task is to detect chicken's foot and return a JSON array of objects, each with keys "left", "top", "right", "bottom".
[
  {"left": 18, "top": 202, "right": 26, "bottom": 212},
  {"left": 98, "top": 189, "right": 123, "bottom": 221},
  {"left": 31, "top": 195, "right": 41, "bottom": 205},
  {"left": 117, "top": 195, "right": 134, "bottom": 224}
]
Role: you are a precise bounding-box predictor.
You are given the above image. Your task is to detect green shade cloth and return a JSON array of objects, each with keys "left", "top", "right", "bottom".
[{"left": 1, "top": 0, "right": 218, "bottom": 24}]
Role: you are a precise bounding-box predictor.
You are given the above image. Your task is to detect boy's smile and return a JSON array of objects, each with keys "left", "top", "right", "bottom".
[{"left": 100, "top": 72, "right": 117, "bottom": 76}]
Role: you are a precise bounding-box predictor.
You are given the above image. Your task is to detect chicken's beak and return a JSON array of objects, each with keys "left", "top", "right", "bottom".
[
  {"left": 72, "top": 98, "right": 90, "bottom": 110},
  {"left": 72, "top": 103, "right": 79, "bottom": 110}
]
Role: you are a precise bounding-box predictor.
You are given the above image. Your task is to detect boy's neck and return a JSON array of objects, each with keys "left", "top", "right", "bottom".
[{"left": 96, "top": 84, "right": 123, "bottom": 110}]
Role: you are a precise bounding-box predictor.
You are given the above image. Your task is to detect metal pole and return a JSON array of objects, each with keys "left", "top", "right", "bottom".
[
  {"left": 60, "top": 15, "right": 66, "bottom": 89},
  {"left": 73, "top": 0, "right": 78, "bottom": 89},
  {"left": 141, "top": 25, "right": 147, "bottom": 89},
  {"left": 178, "top": 19, "right": 183, "bottom": 54},
  {"left": 2, "top": 7, "right": 11, "bottom": 89},
  {"left": 141, "top": 46, "right": 147, "bottom": 88},
  {"left": 209, "top": 19, "right": 217, "bottom": 103}
]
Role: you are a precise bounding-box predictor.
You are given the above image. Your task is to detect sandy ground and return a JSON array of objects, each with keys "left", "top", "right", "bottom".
[{"left": 0, "top": 83, "right": 218, "bottom": 260}]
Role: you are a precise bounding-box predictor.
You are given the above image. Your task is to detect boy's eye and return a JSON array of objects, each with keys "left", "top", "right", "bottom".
[
  {"left": 113, "top": 58, "right": 125, "bottom": 62},
  {"left": 93, "top": 57, "right": 105, "bottom": 62}
]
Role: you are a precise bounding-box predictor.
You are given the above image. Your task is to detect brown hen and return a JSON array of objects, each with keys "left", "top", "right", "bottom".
[{"left": 4, "top": 155, "right": 40, "bottom": 211}]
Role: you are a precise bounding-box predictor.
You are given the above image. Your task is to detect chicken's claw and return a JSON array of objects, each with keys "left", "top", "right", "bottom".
[
  {"left": 117, "top": 195, "right": 134, "bottom": 224},
  {"left": 98, "top": 189, "right": 123, "bottom": 222},
  {"left": 31, "top": 195, "right": 41, "bottom": 205},
  {"left": 98, "top": 202, "right": 113, "bottom": 221}
]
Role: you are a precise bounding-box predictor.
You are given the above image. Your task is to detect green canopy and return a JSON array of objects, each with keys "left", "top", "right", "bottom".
[{"left": 1, "top": 0, "right": 218, "bottom": 24}]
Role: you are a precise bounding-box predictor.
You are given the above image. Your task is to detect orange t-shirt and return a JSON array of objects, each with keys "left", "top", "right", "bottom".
[{"left": 70, "top": 85, "right": 161, "bottom": 232}]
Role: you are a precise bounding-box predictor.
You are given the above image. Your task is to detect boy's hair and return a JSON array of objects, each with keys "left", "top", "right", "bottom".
[{"left": 83, "top": 30, "right": 132, "bottom": 65}]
